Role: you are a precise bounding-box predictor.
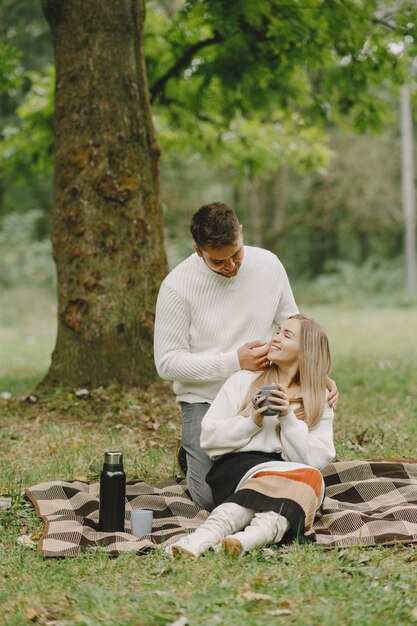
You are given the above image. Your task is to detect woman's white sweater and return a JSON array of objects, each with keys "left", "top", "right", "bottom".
[{"left": 200, "top": 369, "right": 335, "bottom": 470}]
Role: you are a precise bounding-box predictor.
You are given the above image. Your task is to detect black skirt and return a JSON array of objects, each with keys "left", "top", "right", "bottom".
[{"left": 206, "top": 450, "right": 284, "bottom": 506}]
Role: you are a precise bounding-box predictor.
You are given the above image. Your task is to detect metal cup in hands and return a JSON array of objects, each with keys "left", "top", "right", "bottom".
[{"left": 252, "top": 385, "right": 280, "bottom": 416}]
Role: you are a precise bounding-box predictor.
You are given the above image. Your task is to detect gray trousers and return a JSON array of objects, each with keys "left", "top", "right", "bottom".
[{"left": 180, "top": 402, "right": 215, "bottom": 511}]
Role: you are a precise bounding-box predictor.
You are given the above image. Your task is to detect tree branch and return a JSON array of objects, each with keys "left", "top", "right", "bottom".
[
  {"left": 150, "top": 31, "right": 224, "bottom": 103},
  {"left": 371, "top": 17, "right": 401, "bottom": 33},
  {"left": 156, "top": 94, "right": 219, "bottom": 125}
]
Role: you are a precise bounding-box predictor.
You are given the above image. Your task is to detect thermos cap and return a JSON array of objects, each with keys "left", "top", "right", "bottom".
[{"left": 104, "top": 451, "right": 123, "bottom": 464}]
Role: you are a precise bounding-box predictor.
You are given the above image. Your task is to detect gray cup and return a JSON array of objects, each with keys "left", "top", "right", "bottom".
[
  {"left": 253, "top": 385, "right": 279, "bottom": 416},
  {"left": 130, "top": 509, "right": 153, "bottom": 537}
]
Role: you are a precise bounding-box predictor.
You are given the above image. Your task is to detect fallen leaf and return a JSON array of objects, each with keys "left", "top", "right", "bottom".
[
  {"left": 24, "top": 395, "right": 38, "bottom": 403},
  {"left": 262, "top": 547, "right": 276, "bottom": 558},
  {"left": 0, "top": 497, "right": 12, "bottom": 509},
  {"left": 267, "top": 609, "right": 292, "bottom": 616},
  {"left": 346, "top": 441, "right": 365, "bottom": 453},
  {"left": 17, "top": 534, "right": 36, "bottom": 548},
  {"left": 169, "top": 617, "right": 188, "bottom": 626},
  {"left": 75, "top": 388, "right": 90, "bottom": 398},
  {"left": 240, "top": 591, "right": 273, "bottom": 601},
  {"left": 279, "top": 599, "right": 298, "bottom": 608},
  {"left": 25, "top": 608, "right": 38, "bottom": 621},
  {"left": 338, "top": 550, "right": 371, "bottom": 564}
]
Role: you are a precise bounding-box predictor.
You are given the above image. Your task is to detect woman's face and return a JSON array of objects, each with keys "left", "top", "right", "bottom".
[{"left": 267, "top": 317, "right": 301, "bottom": 367}]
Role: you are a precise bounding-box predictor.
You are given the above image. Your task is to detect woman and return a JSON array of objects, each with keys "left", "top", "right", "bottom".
[{"left": 168, "top": 314, "right": 335, "bottom": 557}]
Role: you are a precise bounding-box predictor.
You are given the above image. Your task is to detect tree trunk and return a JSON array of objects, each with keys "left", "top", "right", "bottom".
[
  {"left": 272, "top": 166, "right": 287, "bottom": 236},
  {"left": 249, "top": 176, "right": 262, "bottom": 247},
  {"left": 41, "top": 0, "right": 168, "bottom": 387},
  {"left": 400, "top": 84, "right": 417, "bottom": 294}
]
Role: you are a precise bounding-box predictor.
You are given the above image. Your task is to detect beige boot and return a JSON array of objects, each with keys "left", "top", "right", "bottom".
[
  {"left": 167, "top": 502, "right": 255, "bottom": 558},
  {"left": 223, "top": 510, "right": 290, "bottom": 556}
]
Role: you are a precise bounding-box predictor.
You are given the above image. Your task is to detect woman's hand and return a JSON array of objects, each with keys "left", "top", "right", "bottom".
[
  {"left": 268, "top": 384, "right": 290, "bottom": 417},
  {"left": 251, "top": 384, "right": 290, "bottom": 427}
]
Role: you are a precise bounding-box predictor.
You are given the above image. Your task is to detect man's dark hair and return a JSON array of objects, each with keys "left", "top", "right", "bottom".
[{"left": 190, "top": 202, "right": 241, "bottom": 249}]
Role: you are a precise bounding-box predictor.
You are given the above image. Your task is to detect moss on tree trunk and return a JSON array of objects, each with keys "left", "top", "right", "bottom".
[{"left": 41, "top": 0, "right": 168, "bottom": 387}]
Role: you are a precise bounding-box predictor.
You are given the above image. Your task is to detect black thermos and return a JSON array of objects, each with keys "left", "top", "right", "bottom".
[{"left": 98, "top": 451, "right": 126, "bottom": 532}]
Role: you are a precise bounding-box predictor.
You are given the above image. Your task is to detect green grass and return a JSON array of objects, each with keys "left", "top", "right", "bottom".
[
  {"left": 1, "top": 290, "right": 417, "bottom": 625},
  {"left": 0, "top": 286, "right": 56, "bottom": 396}
]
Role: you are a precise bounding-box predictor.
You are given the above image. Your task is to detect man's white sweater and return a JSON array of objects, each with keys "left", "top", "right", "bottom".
[{"left": 154, "top": 246, "right": 298, "bottom": 404}]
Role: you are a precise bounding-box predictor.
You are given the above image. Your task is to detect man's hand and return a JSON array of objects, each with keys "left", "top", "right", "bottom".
[
  {"left": 238, "top": 341, "right": 270, "bottom": 371},
  {"left": 326, "top": 377, "right": 339, "bottom": 409}
]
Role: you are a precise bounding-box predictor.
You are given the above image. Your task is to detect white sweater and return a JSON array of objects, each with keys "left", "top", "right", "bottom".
[
  {"left": 200, "top": 370, "right": 335, "bottom": 470},
  {"left": 154, "top": 246, "right": 298, "bottom": 403}
]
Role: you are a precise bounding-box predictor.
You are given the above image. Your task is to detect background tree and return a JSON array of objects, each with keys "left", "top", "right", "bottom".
[
  {"left": 400, "top": 83, "right": 417, "bottom": 294},
  {"left": 40, "top": 0, "right": 167, "bottom": 386}
]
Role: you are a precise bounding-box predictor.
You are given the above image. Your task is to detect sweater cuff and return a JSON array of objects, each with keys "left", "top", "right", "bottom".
[
  {"left": 222, "top": 350, "right": 241, "bottom": 376},
  {"left": 278, "top": 409, "right": 299, "bottom": 428}
]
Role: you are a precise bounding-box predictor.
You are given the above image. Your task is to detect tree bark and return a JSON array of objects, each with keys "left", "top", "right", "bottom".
[{"left": 41, "top": 0, "right": 168, "bottom": 387}]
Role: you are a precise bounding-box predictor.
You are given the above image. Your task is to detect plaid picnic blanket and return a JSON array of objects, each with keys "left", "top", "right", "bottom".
[
  {"left": 25, "top": 460, "right": 417, "bottom": 557},
  {"left": 314, "top": 459, "right": 417, "bottom": 547}
]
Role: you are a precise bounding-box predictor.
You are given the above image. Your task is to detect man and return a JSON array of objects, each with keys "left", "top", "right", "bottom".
[{"left": 154, "top": 202, "right": 337, "bottom": 510}]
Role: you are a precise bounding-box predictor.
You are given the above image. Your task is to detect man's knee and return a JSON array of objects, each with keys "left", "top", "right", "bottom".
[{"left": 187, "top": 476, "right": 215, "bottom": 511}]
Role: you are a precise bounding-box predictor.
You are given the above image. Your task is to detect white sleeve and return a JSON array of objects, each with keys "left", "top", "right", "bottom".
[
  {"left": 279, "top": 401, "right": 335, "bottom": 469},
  {"left": 200, "top": 375, "right": 261, "bottom": 459},
  {"left": 153, "top": 283, "right": 239, "bottom": 383}
]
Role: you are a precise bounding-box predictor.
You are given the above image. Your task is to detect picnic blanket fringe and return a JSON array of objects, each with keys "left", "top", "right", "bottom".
[{"left": 25, "top": 460, "right": 417, "bottom": 557}]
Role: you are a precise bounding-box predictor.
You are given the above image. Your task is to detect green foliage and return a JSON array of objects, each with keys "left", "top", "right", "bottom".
[
  {"left": 147, "top": 0, "right": 417, "bottom": 130},
  {"left": 0, "top": 211, "right": 55, "bottom": 288},
  {"left": 298, "top": 256, "right": 417, "bottom": 307},
  {"left": 0, "top": 0, "right": 54, "bottom": 220},
  {"left": 157, "top": 108, "right": 333, "bottom": 178},
  {"left": 0, "top": 65, "right": 54, "bottom": 179},
  {"left": 0, "top": 42, "right": 23, "bottom": 93}
]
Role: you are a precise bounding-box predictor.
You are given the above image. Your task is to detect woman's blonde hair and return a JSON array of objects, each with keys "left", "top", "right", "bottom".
[{"left": 239, "top": 314, "right": 331, "bottom": 429}]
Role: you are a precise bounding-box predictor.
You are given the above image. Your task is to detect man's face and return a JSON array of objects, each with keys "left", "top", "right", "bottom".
[{"left": 194, "top": 232, "right": 244, "bottom": 278}]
